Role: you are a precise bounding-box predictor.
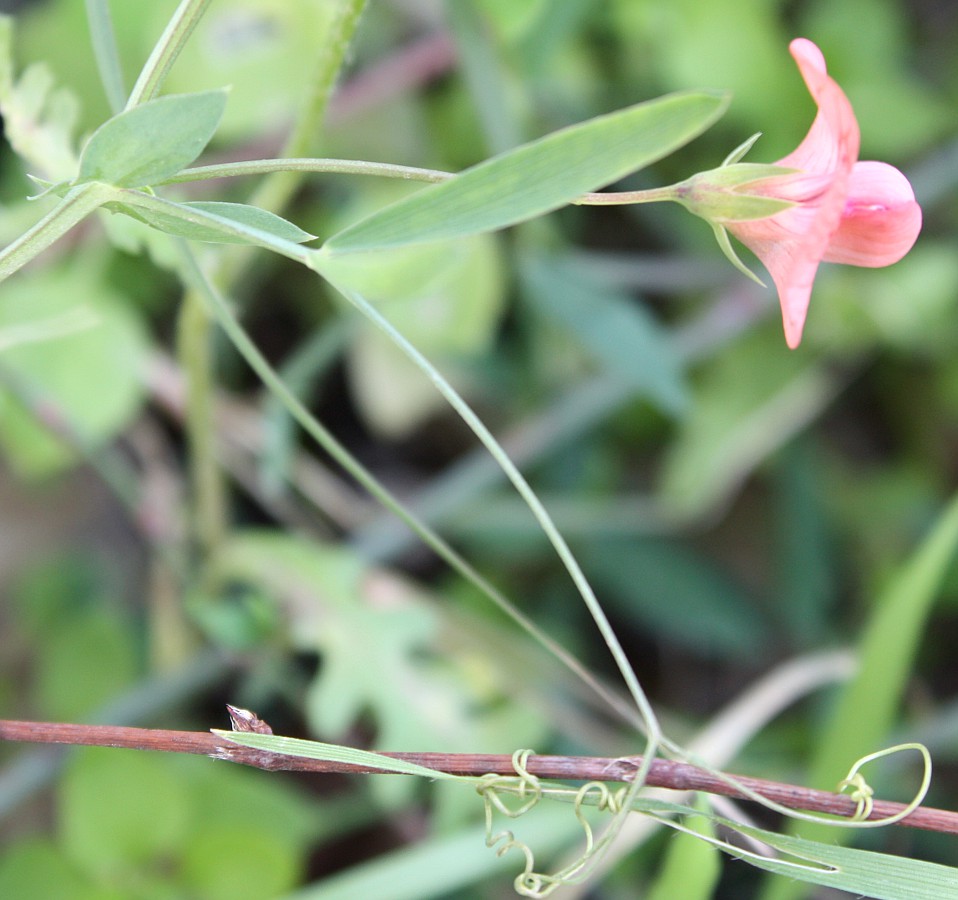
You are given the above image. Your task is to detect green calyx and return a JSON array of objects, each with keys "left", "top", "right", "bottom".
[{"left": 675, "top": 163, "right": 798, "bottom": 223}]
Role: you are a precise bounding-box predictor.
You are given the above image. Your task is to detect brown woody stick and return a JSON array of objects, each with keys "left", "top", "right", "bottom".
[{"left": 2, "top": 717, "right": 956, "bottom": 835}]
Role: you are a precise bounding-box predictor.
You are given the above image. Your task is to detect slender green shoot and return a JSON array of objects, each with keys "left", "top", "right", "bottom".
[
  {"left": 0, "top": 182, "right": 112, "bottom": 283},
  {"left": 170, "top": 240, "right": 644, "bottom": 731}
]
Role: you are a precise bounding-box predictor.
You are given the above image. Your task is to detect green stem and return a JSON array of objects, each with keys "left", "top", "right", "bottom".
[
  {"left": 0, "top": 182, "right": 111, "bottom": 284},
  {"left": 574, "top": 185, "right": 680, "bottom": 206},
  {"left": 172, "top": 242, "right": 642, "bottom": 730},
  {"left": 284, "top": 0, "right": 368, "bottom": 160},
  {"left": 177, "top": 289, "right": 226, "bottom": 558},
  {"left": 84, "top": 0, "right": 126, "bottom": 113},
  {"left": 326, "top": 277, "right": 661, "bottom": 748},
  {"left": 160, "top": 158, "right": 452, "bottom": 186},
  {"left": 125, "top": 0, "right": 211, "bottom": 108},
  {"left": 242, "top": 0, "right": 370, "bottom": 222}
]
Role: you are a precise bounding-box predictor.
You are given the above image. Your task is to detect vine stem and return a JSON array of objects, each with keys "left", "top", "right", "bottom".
[
  {"left": 160, "top": 158, "right": 452, "bottom": 185},
  {"left": 1, "top": 718, "right": 954, "bottom": 835},
  {"left": 0, "top": 183, "right": 112, "bottom": 284},
  {"left": 170, "top": 242, "right": 643, "bottom": 732},
  {"left": 325, "top": 279, "right": 663, "bottom": 754}
]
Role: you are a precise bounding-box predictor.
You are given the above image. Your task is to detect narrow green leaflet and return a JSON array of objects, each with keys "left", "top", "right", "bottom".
[
  {"left": 115, "top": 199, "right": 315, "bottom": 244},
  {"left": 212, "top": 731, "right": 459, "bottom": 781},
  {"left": 320, "top": 90, "right": 728, "bottom": 254},
  {"left": 629, "top": 799, "right": 958, "bottom": 900},
  {"left": 77, "top": 89, "right": 227, "bottom": 187},
  {"left": 725, "top": 820, "right": 958, "bottom": 900}
]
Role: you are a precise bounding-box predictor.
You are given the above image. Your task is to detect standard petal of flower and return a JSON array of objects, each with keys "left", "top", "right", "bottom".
[
  {"left": 758, "top": 40, "right": 861, "bottom": 347},
  {"left": 823, "top": 161, "right": 923, "bottom": 266}
]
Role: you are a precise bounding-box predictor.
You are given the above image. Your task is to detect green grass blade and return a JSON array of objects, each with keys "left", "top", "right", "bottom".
[
  {"left": 810, "top": 491, "right": 958, "bottom": 787},
  {"left": 212, "top": 731, "right": 459, "bottom": 781},
  {"left": 321, "top": 90, "right": 728, "bottom": 253},
  {"left": 730, "top": 821, "right": 958, "bottom": 900},
  {"left": 763, "top": 491, "right": 958, "bottom": 900}
]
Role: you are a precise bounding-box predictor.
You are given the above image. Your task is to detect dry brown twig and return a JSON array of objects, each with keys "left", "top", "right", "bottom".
[{"left": 1, "top": 710, "right": 956, "bottom": 835}]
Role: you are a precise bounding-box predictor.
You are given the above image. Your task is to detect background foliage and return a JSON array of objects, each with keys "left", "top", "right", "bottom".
[{"left": 0, "top": 0, "right": 956, "bottom": 897}]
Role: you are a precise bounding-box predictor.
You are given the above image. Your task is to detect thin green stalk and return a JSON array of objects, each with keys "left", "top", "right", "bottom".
[
  {"left": 177, "top": 289, "right": 226, "bottom": 558},
  {"left": 0, "top": 182, "right": 111, "bottom": 283},
  {"left": 574, "top": 185, "right": 680, "bottom": 205},
  {"left": 115, "top": 187, "right": 310, "bottom": 569},
  {"left": 125, "top": 0, "right": 211, "bottom": 108},
  {"left": 84, "top": 0, "right": 126, "bottom": 113},
  {"left": 160, "top": 158, "right": 452, "bottom": 186},
  {"left": 259, "top": 316, "right": 353, "bottom": 498},
  {"left": 171, "top": 241, "right": 642, "bottom": 731},
  {"left": 283, "top": 0, "right": 368, "bottom": 160},
  {"left": 327, "top": 279, "right": 661, "bottom": 750},
  {"left": 242, "top": 0, "right": 370, "bottom": 218}
]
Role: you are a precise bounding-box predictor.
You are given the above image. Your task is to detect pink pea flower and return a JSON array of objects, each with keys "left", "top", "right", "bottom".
[{"left": 682, "top": 39, "right": 922, "bottom": 348}]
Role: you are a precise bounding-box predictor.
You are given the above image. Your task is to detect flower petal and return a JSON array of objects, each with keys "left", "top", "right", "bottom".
[
  {"left": 823, "top": 161, "right": 923, "bottom": 266},
  {"left": 725, "top": 39, "right": 861, "bottom": 348}
]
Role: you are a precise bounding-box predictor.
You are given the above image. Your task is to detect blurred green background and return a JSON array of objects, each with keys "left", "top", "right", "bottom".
[{"left": 0, "top": 0, "right": 956, "bottom": 897}]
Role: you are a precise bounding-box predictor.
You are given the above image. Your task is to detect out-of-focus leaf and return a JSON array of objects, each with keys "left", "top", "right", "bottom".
[
  {"left": 337, "top": 234, "right": 505, "bottom": 438},
  {"left": 180, "top": 825, "right": 301, "bottom": 900},
  {"left": 658, "top": 330, "right": 840, "bottom": 520},
  {"left": 77, "top": 90, "right": 226, "bottom": 187},
  {"left": 328, "top": 236, "right": 504, "bottom": 356},
  {"left": 33, "top": 609, "right": 137, "bottom": 721},
  {"left": 521, "top": 256, "right": 687, "bottom": 414},
  {"left": 810, "top": 244, "right": 958, "bottom": 354},
  {"left": 582, "top": 536, "right": 768, "bottom": 656},
  {"left": 186, "top": 761, "right": 318, "bottom": 851},
  {"left": 612, "top": 0, "right": 799, "bottom": 156},
  {"left": 60, "top": 749, "right": 190, "bottom": 880},
  {"left": 282, "top": 805, "right": 582, "bottom": 900},
  {"left": 0, "top": 17, "right": 79, "bottom": 180},
  {"left": 152, "top": 1, "right": 338, "bottom": 142},
  {"left": 346, "top": 326, "right": 470, "bottom": 440},
  {"left": 646, "top": 797, "right": 720, "bottom": 900},
  {"left": 0, "top": 266, "right": 147, "bottom": 477},
  {"left": 769, "top": 441, "right": 836, "bottom": 644},
  {"left": 0, "top": 838, "right": 117, "bottom": 900},
  {"left": 320, "top": 90, "right": 727, "bottom": 253},
  {"left": 763, "top": 491, "right": 958, "bottom": 900}
]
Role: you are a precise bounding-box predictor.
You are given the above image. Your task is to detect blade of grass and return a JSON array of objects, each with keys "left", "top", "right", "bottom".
[{"left": 762, "top": 490, "right": 958, "bottom": 900}]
